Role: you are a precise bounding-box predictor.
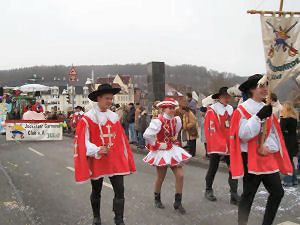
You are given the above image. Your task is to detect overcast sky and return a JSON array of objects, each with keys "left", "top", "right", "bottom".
[{"left": 1, "top": 0, "right": 299, "bottom": 76}]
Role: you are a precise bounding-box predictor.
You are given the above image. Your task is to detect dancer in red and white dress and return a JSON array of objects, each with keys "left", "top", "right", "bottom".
[{"left": 143, "top": 98, "right": 191, "bottom": 214}]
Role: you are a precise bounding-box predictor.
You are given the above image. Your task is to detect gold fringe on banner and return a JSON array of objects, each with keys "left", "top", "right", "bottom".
[{"left": 247, "top": 10, "right": 300, "bottom": 16}]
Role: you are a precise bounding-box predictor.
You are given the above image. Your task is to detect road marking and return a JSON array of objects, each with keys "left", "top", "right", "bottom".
[
  {"left": 28, "top": 147, "right": 44, "bottom": 157},
  {"left": 0, "top": 161, "right": 37, "bottom": 225},
  {"left": 278, "top": 222, "right": 299, "bottom": 225},
  {"left": 7, "top": 162, "right": 19, "bottom": 168},
  {"left": 103, "top": 182, "right": 113, "bottom": 189},
  {"left": 66, "top": 167, "right": 112, "bottom": 189},
  {"left": 66, "top": 166, "right": 75, "bottom": 172}
]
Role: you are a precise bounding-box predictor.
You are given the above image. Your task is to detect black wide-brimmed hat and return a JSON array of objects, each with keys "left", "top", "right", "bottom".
[
  {"left": 212, "top": 87, "right": 229, "bottom": 99},
  {"left": 239, "top": 74, "right": 263, "bottom": 93},
  {"left": 88, "top": 84, "right": 121, "bottom": 102}
]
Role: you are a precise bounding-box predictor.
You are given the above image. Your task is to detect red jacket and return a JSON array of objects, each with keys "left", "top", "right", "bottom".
[
  {"left": 229, "top": 105, "right": 293, "bottom": 179},
  {"left": 204, "top": 107, "right": 231, "bottom": 155},
  {"left": 74, "top": 116, "right": 136, "bottom": 183}
]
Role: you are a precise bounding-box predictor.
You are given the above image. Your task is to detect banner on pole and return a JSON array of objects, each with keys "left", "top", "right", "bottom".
[
  {"left": 5, "top": 120, "right": 63, "bottom": 141},
  {"left": 260, "top": 16, "right": 300, "bottom": 91}
]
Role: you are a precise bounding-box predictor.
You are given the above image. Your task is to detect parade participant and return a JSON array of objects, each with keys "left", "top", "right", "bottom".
[
  {"left": 74, "top": 84, "right": 136, "bottom": 225},
  {"left": 71, "top": 106, "right": 84, "bottom": 130},
  {"left": 204, "top": 87, "right": 239, "bottom": 204},
  {"left": 230, "top": 74, "right": 293, "bottom": 225},
  {"left": 23, "top": 100, "right": 33, "bottom": 113},
  {"left": 32, "top": 101, "right": 44, "bottom": 113},
  {"left": 143, "top": 98, "right": 192, "bottom": 214}
]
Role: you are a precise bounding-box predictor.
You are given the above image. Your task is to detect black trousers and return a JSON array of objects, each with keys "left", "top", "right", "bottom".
[
  {"left": 238, "top": 153, "right": 284, "bottom": 225},
  {"left": 90, "top": 175, "right": 124, "bottom": 217},
  {"left": 205, "top": 153, "right": 238, "bottom": 193},
  {"left": 187, "top": 140, "right": 196, "bottom": 157}
]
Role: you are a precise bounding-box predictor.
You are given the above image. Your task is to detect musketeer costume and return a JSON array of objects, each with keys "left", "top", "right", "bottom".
[{"left": 74, "top": 84, "right": 136, "bottom": 225}]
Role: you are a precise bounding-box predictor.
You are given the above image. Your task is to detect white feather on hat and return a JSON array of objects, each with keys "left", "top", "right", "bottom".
[
  {"left": 257, "top": 74, "right": 268, "bottom": 86},
  {"left": 227, "top": 84, "right": 242, "bottom": 97},
  {"left": 192, "top": 91, "right": 198, "bottom": 102},
  {"left": 202, "top": 95, "right": 215, "bottom": 107}
]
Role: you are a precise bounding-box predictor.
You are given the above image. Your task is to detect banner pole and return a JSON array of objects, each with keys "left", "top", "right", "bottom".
[{"left": 279, "top": 0, "right": 284, "bottom": 16}]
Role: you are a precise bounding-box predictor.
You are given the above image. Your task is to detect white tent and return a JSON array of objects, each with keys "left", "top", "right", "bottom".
[{"left": 19, "top": 84, "right": 50, "bottom": 93}]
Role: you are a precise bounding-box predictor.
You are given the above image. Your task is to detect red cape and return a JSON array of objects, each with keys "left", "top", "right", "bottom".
[
  {"left": 230, "top": 105, "right": 292, "bottom": 179},
  {"left": 74, "top": 116, "right": 136, "bottom": 183},
  {"left": 204, "top": 107, "right": 230, "bottom": 154}
]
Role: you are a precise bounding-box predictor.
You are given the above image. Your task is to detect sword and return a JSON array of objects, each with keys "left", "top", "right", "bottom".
[{"left": 285, "top": 21, "right": 298, "bottom": 34}]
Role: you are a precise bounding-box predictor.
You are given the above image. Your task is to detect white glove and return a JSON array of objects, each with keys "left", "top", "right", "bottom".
[{"left": 159, "top": 143, "right": 168, "bottom": 150}]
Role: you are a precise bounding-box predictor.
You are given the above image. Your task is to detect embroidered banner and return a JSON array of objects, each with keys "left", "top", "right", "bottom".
[
  {"left": 260, "top": 15, "right": 300, "bottom": 91},
  {"left": 5, "top": 120, "right": 63, "bottom": 141}
]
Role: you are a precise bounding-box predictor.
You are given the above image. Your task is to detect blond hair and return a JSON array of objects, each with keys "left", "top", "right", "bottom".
[{"left": 281, "top": 102, "right": 298, "bottom": 119}]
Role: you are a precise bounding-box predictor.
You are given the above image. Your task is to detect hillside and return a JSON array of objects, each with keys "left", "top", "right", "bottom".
[
  {"left": 0, "top": 64, "right": 245, "bottom": 96},
  {"left": 0, "top": 64, "right": 297, "bottom": 101}
]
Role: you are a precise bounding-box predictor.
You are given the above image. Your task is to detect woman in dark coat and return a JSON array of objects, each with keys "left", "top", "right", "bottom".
[{"left": 280, "top": 102, "right": 299, "bottom": 186}]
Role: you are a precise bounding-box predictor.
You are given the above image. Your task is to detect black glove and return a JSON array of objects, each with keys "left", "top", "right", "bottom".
[{"left": 256, "top": 105, "right": 272, "bottom": 120}]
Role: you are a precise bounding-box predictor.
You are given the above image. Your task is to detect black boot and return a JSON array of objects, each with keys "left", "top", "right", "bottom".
[
  {"left": 205, "top": 189, "right": 217, "bottom": 201},
  {"left": 90, "top": 195, "right": 101, "bottom": 225},
  {"left": 113, "top": 198, "right": 125, "bottom": 225},
  {"left": 230, "top": 192, "right": 241, "bottom": 205},
  {"left": 154, "top": 192, "right": 165, "bottom": 209},
  {"left": 173, "top": 193, "right": 186, "bottom": 215}
]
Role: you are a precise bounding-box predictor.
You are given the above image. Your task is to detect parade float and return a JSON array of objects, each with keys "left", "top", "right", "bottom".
[{"left": 3, "top": 85, "right": 65, "bottom": 141}]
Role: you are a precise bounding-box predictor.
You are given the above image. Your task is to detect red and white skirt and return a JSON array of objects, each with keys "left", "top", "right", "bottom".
[{"left": 143, "top": 145, "right": 192, "bottom": 167}]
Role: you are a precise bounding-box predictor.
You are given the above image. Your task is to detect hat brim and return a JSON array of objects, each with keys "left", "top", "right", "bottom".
[
  {"left": 88, "top": 88, "right": 121, "bottom": 102},
  {"left": 211, "top": 93, "right": 220, "bottom": 99},
  {"left": 212, "top": 93, "right": 230, "bottom": 99},
  {"left": 157, "top": 101, "right": 178, "bottom": 108},
  {"left": 239, "top": 79, "right": 259, "bottom": 93}
]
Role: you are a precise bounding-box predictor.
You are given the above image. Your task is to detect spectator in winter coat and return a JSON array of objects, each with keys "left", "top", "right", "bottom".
[
  {"left": 120, "top": 105, "right": 129, "bottom": 139},
  {"left": 127, "top": 103, "right": 137, "bottom": 144},
  {"left": 186, "top": 93, "right": 197, "bottom": 115},
  {"left": 281, "top": 102, "right": 299, "bottom": 186},
  {"left": 116, "top": 104, "right": 123, "bottom": 122},
  {"left": 151, "top": 101, "right": 161, "bottom": 119},
  {"left": 135, "top": 103, "right": 141, "bottom": 144},
  {"left": 269, "top": 93, "right": 282, "bottom": 120},
  {"left": 198, "top": 106, "right": 208, "bottom": 158},
  {"left": 136, "top": 107, "right": 148, "bottom": 149},
  {"left": 182, "top": 106, "right": 199, "bottom": 157},
  {"left": 175, "top": 106, "right": 184, "bottom": 146}
]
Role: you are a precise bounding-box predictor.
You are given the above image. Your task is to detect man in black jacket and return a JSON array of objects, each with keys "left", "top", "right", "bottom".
[{"left": 127, "top": 103, "right": 137, "bottom": 144}]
